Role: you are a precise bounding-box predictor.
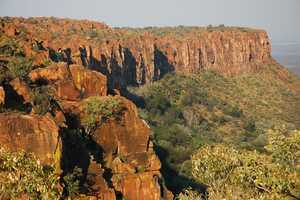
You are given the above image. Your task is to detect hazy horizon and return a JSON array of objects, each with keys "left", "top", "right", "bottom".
[{"left": 0, "top": 0, "right": 300, "bottom": 43}]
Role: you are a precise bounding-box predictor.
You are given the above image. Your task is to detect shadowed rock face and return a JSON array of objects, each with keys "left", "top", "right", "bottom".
[{"left": 9, "top": 78, "right": 31, "bottom": 103}]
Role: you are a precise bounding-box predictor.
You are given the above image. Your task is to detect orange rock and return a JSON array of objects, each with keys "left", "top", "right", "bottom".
[
  {"left": 29, "top": 62, "right": 70, "bottom": 83},
  {"left": 69, "top": 64, "right": 107, "bottom": 97},
  {"left": 0, "top": 113, "right": 60, "bottom": 165},
  {"left": 29, "top": 63, "right": 107, "bottom": 100},
  {"left": 56, "top": 79, "right": 81, "bottom": 101},
  {"left": 112, "top": 172, "right": 170, "bottom": 200},
  {"left": 0, "top": 86, "right": 4, "bottom": 104},
  {"left": 53, "top": 109, "right": 66, "bottom": 127},
  {"left": 91, "top": 96, "right": 149, "bottom": 158},
  {"left": 86, "top": 161, "right": 116, "bottom": 200},
  {"left": 88, "top": 96, "right": 170, "bottom": 200}
]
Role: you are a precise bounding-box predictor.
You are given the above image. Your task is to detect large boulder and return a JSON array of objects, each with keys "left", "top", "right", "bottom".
[
  {"left": 91, "top": 96, "right": 150, "bottom": 158},
  {"left": 69, "top": 64, "right": 107, "bottom": 97},
  {"left": 87, "top": 96, "right": 171, "bottom": 200},
  {"left": 0, "top": 113, "right": 60, "bottom": 165},
  {"left": 29, "top": 63, "right": 107, "bottom": 101},
  {"left": 112, "top": 172, "right": 168, "bottom": 200},
  {"left": 29, "top": 62, "right": 70, "bottom": 83}
]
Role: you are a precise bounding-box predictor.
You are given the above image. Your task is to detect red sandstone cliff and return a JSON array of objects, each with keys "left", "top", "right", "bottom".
[{"left": 0, "top": 17, "right": 272, "bottom": 90}]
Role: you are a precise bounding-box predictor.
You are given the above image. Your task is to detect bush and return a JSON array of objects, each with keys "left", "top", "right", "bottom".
[
  {"left": 191, "top": 139, "right": 299, "bottom": 199},
  {"left": 223, "top": 105, "right": 243, "bottom": 118},
  {"left": 0, "top": 148, "right": 61, "bottom": 199},
  {"left": 7, "top": 56, "right": 34, "bottom": 80},
  {"left": 30, "top": 86, "right": 54, "bottom": 115},
  {"left": 0, "top": 36, "right": 25, "bottom": 57},
  {"left": 176, "top": 189, "right": 202, "bottom": 200},
  {"left": 82, "top": 96, "right": 123, "bottom": 134},
  {"left": 244, "top": 118, "right": 256, "bottom": 132},
  {"left": 146, "top": 93, "right": 171, "bottom": 115},
  {"left": 62, "top": 166, "right": 82, "bottom": 198},
  {"left": 265, "top": 128, "right": 300, "bottom": 169}
]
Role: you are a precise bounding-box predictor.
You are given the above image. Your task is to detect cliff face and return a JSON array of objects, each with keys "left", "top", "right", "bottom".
[{"left": 0, "top": 17, "right": 272, "bottom": 90}]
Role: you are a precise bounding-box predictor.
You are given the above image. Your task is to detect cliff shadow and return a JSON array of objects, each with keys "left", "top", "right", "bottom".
[
  {"left": 48, "top": 47, "right": 73, "bottom": 65},
  {"left": 88, "top": 46, "right": 103, "bottom": 71},
  {"left": 155, "top": 145, "right": 208, "bottom": 197},
  {"left": 3, "top": 83, "right": 31, "bottom": 113},
  {"left": 121, "top": 48, "right": 145, "bottom": 107},
  {"left": 59, "top": 125, "right": 116, "bottom": 196},
  {"left": 123, "top": 47, "right": 138, "bottom": 86},
  {"left": 79, "top": 46, "right": 88, "bottom": 67},
  {"left": 153, "top": 46, "right": 175, "bottom": 81},
  {"left": 96, "top": 52, "right": 145, "bottom": 107}
]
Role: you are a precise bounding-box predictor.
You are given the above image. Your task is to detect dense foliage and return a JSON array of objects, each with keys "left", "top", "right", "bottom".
[
  {"left": 179, "top": 128, "right": 300, "bottom": 200},
  {"left": 0, "top": 148, "right": 61, "bottom": 199},
  {"left": 81, "top": 96, "right": 123, "bottom": 134}
]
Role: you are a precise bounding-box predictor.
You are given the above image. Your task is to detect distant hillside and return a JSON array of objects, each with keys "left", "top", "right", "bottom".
[
  {"left": 272, "top": 43, "right": 300, "bottom": 76},
  {"left": 290, "top": 66, "right": 300, "bottom": 75}
]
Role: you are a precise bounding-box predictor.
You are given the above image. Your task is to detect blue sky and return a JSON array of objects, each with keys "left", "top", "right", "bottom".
[{"left": 0, "top": 0, "right": 299, "bottom": 43}]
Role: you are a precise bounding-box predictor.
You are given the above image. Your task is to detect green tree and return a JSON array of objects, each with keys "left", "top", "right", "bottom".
[{"left": 82, "top": 96, "right": 123, "bottom": 134}]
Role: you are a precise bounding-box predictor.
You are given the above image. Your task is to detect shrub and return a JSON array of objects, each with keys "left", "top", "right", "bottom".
[
  {"left": 0, "top": 148, "right": 61, "bottom": 199},
  {"left": 191, "top": 141, "right": 299, "bottom": 199},
  {"left": 223, "top": 105, "right": 243, "bottom": 118},
  {"left": 30, "top": 86, "right": 54, "bottom": 115},
  {"left": 146, "top": 93, "right": 171, "bottom": 115},
  {"left": 265, "top": 128, "right": 300, "bottom": 169},
  {"left": 176, "top": 189, "right": 202, "bottom": 200},
  {"left": 244, "top": 118, "right": 256, "bottom": 132},
  {"left": 0, "top": 36, "right": 25, "bottom": 57},
  {"left": 7, "top": 56, "right": 34, "bottom": 80},
  {"left": 82, "top": 96, "right": 123, "bottom": 134},
  {"left": 62, "top": 166, "right": 82, "bottom": 198}
]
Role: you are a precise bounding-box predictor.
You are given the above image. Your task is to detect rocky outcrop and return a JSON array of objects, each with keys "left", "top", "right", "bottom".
[
  {"left": 29, "top": 62, "right": 71, "bottom": 83},
  {"left": 6, "top": 62, "right": 171, "bottom": 199},
  {"left": 61, "top": 94, "right": 171, "bottom": 200},
  {"left": 88, "top": 96, "right": 170, "bottom": 200},
  {"left": 0, "top": 113, "right": 60, "bottom": 165}
]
